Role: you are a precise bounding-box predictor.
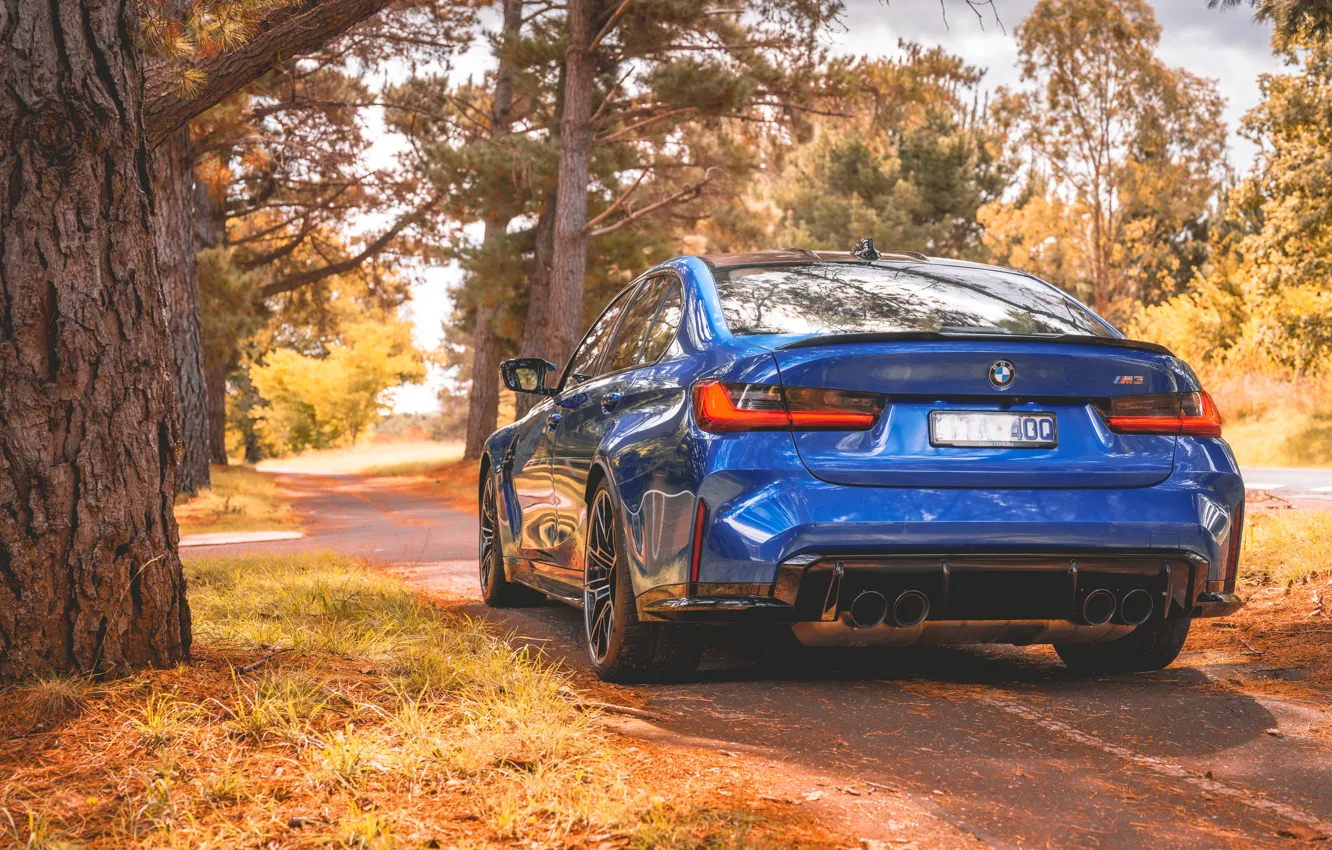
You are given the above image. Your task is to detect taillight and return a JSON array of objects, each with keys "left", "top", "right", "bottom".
[
  {"left": 1102, "top": 391, "right": 1222, "bottom": 437},
  {"left": 692, "top": 381, "right": 885, "bottom": 433}
]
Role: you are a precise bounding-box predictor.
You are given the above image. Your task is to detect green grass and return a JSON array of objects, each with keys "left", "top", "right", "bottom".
[
  {"left": 1223, "top": 412, "right": 1332, "bottom": 468},
  {"left": 1240, "top": 509, "right": 1332, "bottom": 586},
  {"left": 1, "top": 553, "right": 794, "bottom": 848},
  {"left": 174, "top": 464, "right": 297, "bottom": 536}
]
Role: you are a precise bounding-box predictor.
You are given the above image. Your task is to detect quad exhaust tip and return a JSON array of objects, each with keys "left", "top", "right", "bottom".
[
  {"left": 849, "top": 591, "right": 889, "bottom": 628},
  {"left": 892, "top": 590, "right": 930, "bottom": 628},
  {"left": 1119, "top": 588, "right": 1154, "bottom": 626},
  {"left": 1082, "top": 588, "right": 1117, "bottom": 626},
  {"left": 847, "top": 589, "right": 931, "bottom": 629}
]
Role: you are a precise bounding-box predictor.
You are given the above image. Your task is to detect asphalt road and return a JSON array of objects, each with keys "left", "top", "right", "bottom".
[
  {"left": 1241, "top": 466, "right": 1332, "bottom": 499},
  {"left": 185, "top": 471, "right": 1332, "bottom": 849}
]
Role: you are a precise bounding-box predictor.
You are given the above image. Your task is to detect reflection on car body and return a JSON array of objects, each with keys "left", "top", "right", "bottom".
[{"left": 475, "top": 243, "right": 1245, "bottom": 683}]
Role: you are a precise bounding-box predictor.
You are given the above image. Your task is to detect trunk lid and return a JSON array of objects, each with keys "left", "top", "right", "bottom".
[{"left": 771, "top": 338, "right": 1187, "bottom": 489}]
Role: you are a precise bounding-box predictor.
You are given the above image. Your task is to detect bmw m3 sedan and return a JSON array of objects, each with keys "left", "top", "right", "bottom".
[{"left": 479, "top": 243, "right": 1245, "bottom": 683}]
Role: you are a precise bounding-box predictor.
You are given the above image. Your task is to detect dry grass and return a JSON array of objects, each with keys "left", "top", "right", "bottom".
[
  {"left": 174, "top": 465, "right": 297, "bottom": 536},
  {"left": 0, "top": 552, "right": 836, "bottom": 849},
  {"left": 1206, "top": 372, "right": 1332, "bottom": 468},
  {"left": 258, "top": 441, "right": 464, "bottom": 476},
  {"left": 1188, "top": 506, "right": 1332, "bottom": 697},
  {"left": 1239, "top": 508, "right": 1332, "bottom": 587},
  {"left": 364, "top": 459, "right": 480, "bottom": 513}
]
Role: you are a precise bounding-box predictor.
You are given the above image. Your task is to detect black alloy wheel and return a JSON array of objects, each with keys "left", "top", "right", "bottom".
[
  {"left": 478, "top": 472, "right": 541, "bottom": 608},
  {"left": 583, "top": 488, "right": 618, "bottom": 665},
  {"left": 582, "top": 480, "right": 702, "bottom": 683}
]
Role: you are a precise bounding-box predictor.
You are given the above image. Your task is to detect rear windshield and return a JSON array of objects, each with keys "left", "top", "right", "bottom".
[{"left": 712, "top": 263, "right": 1115, "bottom": 339}]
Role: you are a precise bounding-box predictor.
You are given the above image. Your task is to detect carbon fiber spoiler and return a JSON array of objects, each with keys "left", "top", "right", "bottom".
[{"left": 774, "top": 332, "right": 1174, "bottom": 356}]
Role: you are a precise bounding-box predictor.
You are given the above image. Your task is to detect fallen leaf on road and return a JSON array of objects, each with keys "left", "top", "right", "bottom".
[{"left": 1277, "top": 826, "right": 1329, "bottom": 841}]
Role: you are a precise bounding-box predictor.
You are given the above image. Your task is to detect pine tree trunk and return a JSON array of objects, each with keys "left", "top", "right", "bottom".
[
  {"left": 0, "top": 0, "right": 191, "bottom": 685},
  {"left": 542, "top": 0, "right": 596, "bottom": 368},
  {"left": 206, "top": 359, "right": 231, "bottom": 465},
  {"left": 194, "top": 177, "right": 232, "bottom": 465},
  {"left": 462, "top": 0, "right": 523, "bottom": 462},
  {"left": 515, "top": 203, "right": 556, "bottom": 419},
  {"left": 153, "top": 129, "right": 212, "bottom": 494},
  {"left": 463, "top": 298, "right": 502, "bottom": 460}
]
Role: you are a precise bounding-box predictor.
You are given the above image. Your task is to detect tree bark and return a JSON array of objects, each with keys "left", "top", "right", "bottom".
[
  {"left": 515, "top": 202, "right": 557, "bottom": 420},
  {"left": 194, "top": 177, "right": 233, "bottom": 466},
  {"left": 541, "top": 0, "right": 597, "bottom": 369},
  {"left": 153, "top": 129, "right": 211, "bottom": 494},
  {"left": 463, "top": 0, "right": 523, "bottom": 462},
  {"left": 0, "top": 0, "right": 191, "bottom": 684}
]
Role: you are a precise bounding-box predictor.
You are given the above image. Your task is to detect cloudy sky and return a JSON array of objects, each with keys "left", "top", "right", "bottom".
[
  {"left": 389, "top": 0, "right": 1288, "bottom": 414},
  {"left": 834, "top": 0, "right": 1284, "bottom": 165}
]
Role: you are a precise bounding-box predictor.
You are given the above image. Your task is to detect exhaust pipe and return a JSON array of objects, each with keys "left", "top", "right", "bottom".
[
  {"left": 1119, "top": 588, "right": 1154, "bottom": 626},
  {"left": 892, "top": 590, "right": 930, "bottom": 628},
  {"left": 1082, "top": 589, "right": 1117, "bottom": 626},
  {"left": 849, "top": 591, "right": 889, "bottom": 628}
]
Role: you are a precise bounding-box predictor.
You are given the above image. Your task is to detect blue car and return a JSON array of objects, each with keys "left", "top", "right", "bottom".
[{"left": 479, "top": 244, "right": 1245, "bottom": 683}]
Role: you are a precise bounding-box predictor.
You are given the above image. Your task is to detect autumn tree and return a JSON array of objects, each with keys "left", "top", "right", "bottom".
[
  {"left": 186, "top": 1, "right": 473, "bottom": 466},
  {"left": 394, "top": 0, "right": 842, "bottom": 441},
  {"left": 981, "top": 0, "right": 1227, "bottom": 322},
  {"left": 250, "top": 317, "right": 426, "bottom": 451},
  {"left": 0, "top": 0, "right": 404, "bottom": 685},
  {"left": 767, "top": 45, "right": 1008, "bottom": 258},
  {"left": 1223, "top": 31, "right": 1332, "bottom": 371},
  {"left": 1213, "top": 0, "right": 1332, "bottom": 46},
  {"left": 539, "top": 0, "right": 841, "bottom": 370}
]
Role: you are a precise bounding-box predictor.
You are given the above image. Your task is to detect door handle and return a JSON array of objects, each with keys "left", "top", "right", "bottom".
[
  {"left": 546, "top": 412, "right": 563, "bottom": 431},
  {"left": 600, "top": 392, "right": 623, "bottom": 413}
]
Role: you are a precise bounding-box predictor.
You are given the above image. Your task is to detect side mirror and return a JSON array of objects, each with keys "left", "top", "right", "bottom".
[{"left": 500, "top": 358, "right": 558, "bottom": 396}]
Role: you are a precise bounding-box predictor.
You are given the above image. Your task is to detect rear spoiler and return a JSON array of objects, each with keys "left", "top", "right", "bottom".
[{"left": 775, "top": 331, "right": 1174, "bottom": 356}]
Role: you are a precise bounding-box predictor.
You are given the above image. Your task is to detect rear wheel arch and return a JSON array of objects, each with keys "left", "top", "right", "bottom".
[
  {"left": 584, "top": 460, "right": 610, "bottom": 509},
  {"left": 478, "top": 454, "right": 492, "bottom": 503}
]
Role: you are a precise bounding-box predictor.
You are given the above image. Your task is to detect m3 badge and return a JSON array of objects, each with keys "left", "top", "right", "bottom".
[{"left": 1113, "top": 375, "right": 1144, "bottom": 385}]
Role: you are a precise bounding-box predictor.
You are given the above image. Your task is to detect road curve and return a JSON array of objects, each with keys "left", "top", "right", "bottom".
[{"left": 184, "top": 470, "right": 1332, "bottom": 849}]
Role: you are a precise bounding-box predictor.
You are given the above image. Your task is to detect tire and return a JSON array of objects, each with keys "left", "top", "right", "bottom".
[
  {"left": 1055, "top": 612, "right": 1191, "bottom": 674},
  {"left": 583, "top": 481, "right": 702, "bottom": 683},
  {"left": 479, "top": 472, "right": 542, "bottom": 608}
]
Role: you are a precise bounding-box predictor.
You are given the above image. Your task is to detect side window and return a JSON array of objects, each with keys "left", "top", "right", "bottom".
[
  {"left": 604, "top": 277, "right": 670, "bottom": 374},
  {"left": 564, "top": 289, "right": 631, "bottom": 386},
  {"left": 641, "top": 282, "right": 683, "bottom": 363}
]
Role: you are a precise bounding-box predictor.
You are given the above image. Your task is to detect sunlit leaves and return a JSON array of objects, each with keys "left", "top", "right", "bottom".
[{"left": 140, "top": 0, "right": 298, "bottom": 93}]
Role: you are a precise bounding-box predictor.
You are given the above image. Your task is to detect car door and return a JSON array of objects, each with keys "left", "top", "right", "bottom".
[
  {"left": 507, "top": 397, "right": 560, "bottom": 560},
  {"left": 538, "top": 286, "right": 637, "bottom": 579}
]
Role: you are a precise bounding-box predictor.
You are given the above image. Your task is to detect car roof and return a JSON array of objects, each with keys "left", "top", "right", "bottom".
[
  {"left": 693, "top": 248, "right": 1068, "bottom": 289},
  {"left": 699, "top": 248, "right": 922, "bottom": 268}
]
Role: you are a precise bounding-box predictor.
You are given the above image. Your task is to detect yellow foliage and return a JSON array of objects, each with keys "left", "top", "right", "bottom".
[{"left": 250, "top": 320, "right": 426, "bottom": 454}]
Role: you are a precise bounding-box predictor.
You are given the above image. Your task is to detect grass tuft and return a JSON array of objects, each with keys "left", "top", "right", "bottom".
[
  {"left": 1240, "top": 509, "right": 1332, "bottom": 586},
  {"left": 0, "top": 552, "right": 817, "bottom": 847},
  {"left": 174, "top": 464, "right": 297, "bottom": 535}
]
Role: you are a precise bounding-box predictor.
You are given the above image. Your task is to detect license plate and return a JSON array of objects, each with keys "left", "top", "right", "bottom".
[{"left": 929, "top": 410, "right": 1057, "bottom": 448}]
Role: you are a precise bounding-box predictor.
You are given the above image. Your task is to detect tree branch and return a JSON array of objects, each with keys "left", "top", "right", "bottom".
[
  {"left": 259, "top": 196, "right": 440, "bottom": 298},
  {"left": 587, "top": 0, "right": 634, "bottom": 54},
  {"left": 584, "top": 170, "right": 646, "bottom": 232},
  {"left": 589, "top": 168, "right": 718, "bottom": 239},
  {"left": 145, "top": 0, "right": 397, "bottom": 148}
]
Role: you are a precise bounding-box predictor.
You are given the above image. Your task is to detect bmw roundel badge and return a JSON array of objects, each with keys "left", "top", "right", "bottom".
[{"left": 989, "top": 360, "right": 1015, "bottom": 389}]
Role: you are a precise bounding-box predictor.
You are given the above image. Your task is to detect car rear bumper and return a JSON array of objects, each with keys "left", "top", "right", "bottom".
[{"left": 639, "top": 550, "right": 1239, "bottom": 634}]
